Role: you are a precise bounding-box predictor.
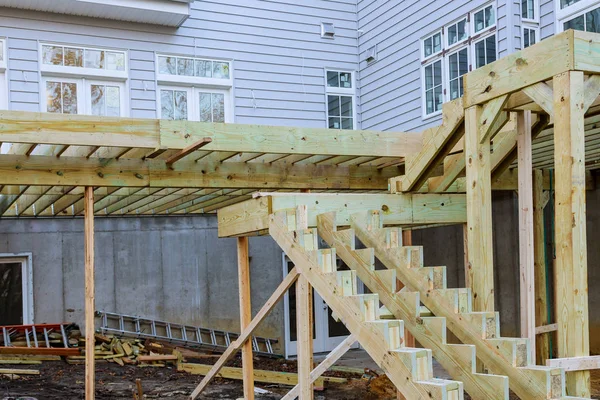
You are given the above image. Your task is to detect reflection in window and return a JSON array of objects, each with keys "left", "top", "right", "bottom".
[
  {"left": 327, "top": 71, "right": 352, "bottom": 88},
  {"left": 474, "top": 5, "right": 495, "bottom": 33},
  {"left": 91, "top": 85, "right": 120, "bottom": 117},
  {"left": 448, "top": 48, "right": 468, "bottom": 100},
  {"left": 523, "top": 28, "right": 537, "bottom": 48},
  {"left": 447, "top": 19, "right": 468, "bottom": 46},
  {"left": 423, "top": 32, "right": 442, "bottom": 58},
  {"left": 199, "top": 92, "right": 225, "bottom": 123},
  {"left": 160, "top": 89, "right": 188, "bottom": 120},
  {"left": 522, "top": 0, "right": 536, "bottom": 20},
  {"left": 561, "top": 0, "right": 581, "bottom": 9},
  {"left": 46, "top": 81, "right": 77, "bottom": 114},
  {"left": 42, "top": 45, "right": 125, "bottom": 71},
  {"left": 327, "top": 95, "right": 353, "bottom": 129},
  {"left": 564, "top": 6, "right": 600, "bottom": 33},
  {"left": 424, "top": 60, "right": 443, "bottom": 115},
  {"left": 157, "top": 56, "right": 230, "bottom": 79},
  {"left": 475, "top": 35, "right": 497, "bottom": 68}
]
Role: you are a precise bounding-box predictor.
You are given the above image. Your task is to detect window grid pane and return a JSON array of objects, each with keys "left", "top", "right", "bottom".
[
  {"left": 561, "top": 0, "right": 581, "bottom": 9},
  {"left": 522, "top": 0, "right": 535, "bottom": 19}
]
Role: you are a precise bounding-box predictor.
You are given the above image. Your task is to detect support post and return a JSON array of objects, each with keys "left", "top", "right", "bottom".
[
  {"left": 465, "top": 105, "right": 495, "bottom": 312},
  {"left": 296, "top": 274, "right": 314, "bottom": 399},
  {"left": 553, "top": 71, "right": 590, "bottom": 397},
  {"left": 517, "top": 110, "right": 535, "bottom": 363},
  {"left": 533, "top": 169, "right": 550, "bottom": 365},
  {"left": 84, "top": 186, "right": 95, "bottom": 400},
  {"left": 397, "top": 229, "right": 415, "bottom": 400},
  {"left": 237, "top": 237, "right": 254, "bottom": 400}
]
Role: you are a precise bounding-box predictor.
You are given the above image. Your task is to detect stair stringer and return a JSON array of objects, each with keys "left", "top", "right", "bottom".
[
  {"left": 316, "top": 212, "right": 509, "bottom": 400},
  {"left": 268, "top": 211, "right": 464, "bottom": 400},
  {"left": 349, "top": 210, "right": 585, "bottom": 400}
]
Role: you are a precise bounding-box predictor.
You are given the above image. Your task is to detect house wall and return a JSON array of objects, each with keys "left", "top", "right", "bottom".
[
  {"left": 0, "top": 216, "right": 287, "bottom": 352},
  {"left": 1, "top": 0, "right": 359, "bottom": 127}
]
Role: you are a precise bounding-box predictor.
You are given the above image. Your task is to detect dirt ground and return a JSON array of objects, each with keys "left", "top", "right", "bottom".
[{"left": 1, "top": 361, "right": 599, "bottom": 399}]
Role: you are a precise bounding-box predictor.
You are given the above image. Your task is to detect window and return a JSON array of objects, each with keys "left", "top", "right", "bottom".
[
  {"left": 325, "top": 70, "right": 355, "bottom": 130},
  {"left": 0, "top": 39, "right": 7, "bottom": 111},
  {"left": 420, "top": 3, "right": 497, "bottom": 117},
  {"left": 156, "top": 54, "right": 233, "bottom": 123},
  {"left": 523, "top": 26, "right": 539, "bottom": 47},
  {"left": 40, "top": 43, "right": 128, "bottom": 116},
  {"left": 522, "top": 0, "right": 539, "bottom": 21},
  {"left": 557, "top": 0, "right": 600, "bottom": 32}
]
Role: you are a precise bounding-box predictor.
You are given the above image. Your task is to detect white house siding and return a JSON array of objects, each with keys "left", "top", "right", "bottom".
[{"left": 0, "top": 0, "right": 359, "bottom": 127}]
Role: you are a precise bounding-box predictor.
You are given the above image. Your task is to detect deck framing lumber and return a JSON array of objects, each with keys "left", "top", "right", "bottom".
[
  {"left": 553, "top": 70, "right": 591, "bottom": 397},
  {"left": 533, "top": 170, "right": 550, "bottom": 365},
  {"left": 237, "top": 237, "right": 254, "bottom": 400},
  {"left": 296, "top": 274, "right": 314, "bottom": 399},
  {"left": 84, "top": 186, "right": 95, "bottom": 400}
]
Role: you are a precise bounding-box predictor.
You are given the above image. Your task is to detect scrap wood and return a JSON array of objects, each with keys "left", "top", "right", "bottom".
[
  {"left": 138, "top": 354, "right": 178, "bottom": 362},
  {"left": 0, "top": 368, "right": 40, "bottom": 375},
  {"left": 0, "top": 347, "right": 79, "bottom": 356},
  {"left": 0, "top": 360, "right": 42, "bottom": 365}
]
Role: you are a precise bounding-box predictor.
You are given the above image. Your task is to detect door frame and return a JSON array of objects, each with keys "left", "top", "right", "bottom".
[{"left": 0, "top": 253, "right": 34, "bottom": 324}]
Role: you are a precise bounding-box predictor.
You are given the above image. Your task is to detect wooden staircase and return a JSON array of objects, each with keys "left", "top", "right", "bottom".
[
  {"left": 269, "top": 210, "right": 464, "bottom": 400},
  {"left": 270, "top": 205, "right": 587, "bottom": 400}
]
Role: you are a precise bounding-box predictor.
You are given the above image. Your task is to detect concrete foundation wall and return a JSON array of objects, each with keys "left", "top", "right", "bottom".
[{"left": 0, "top": 216, "right": 286, "bottom": 352}]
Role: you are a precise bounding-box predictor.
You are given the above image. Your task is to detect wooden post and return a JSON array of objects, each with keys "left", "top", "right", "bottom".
[
  {"left": 397, "top": 229, "right": 415, "bottom": 400},
  {"left": 84, "top": 186, "right": 95, "bottom": 400},
  {"left": 237, "top": 237, "right": 254, "bottom": 400},
  {"left": 533, "top": 170, "right": 550, "bottom": 365},
  {"left": 296, "top": 274, "right": 313, "bottom": 399},
  {"left": 553, "top": 71, "right": 590, "bottom": 397},
  {"left": 517, "top": 110, "right": 535, "bottom": 363},
  {"left": 465, "top": 105, "right": 495, "bottom": 312}
]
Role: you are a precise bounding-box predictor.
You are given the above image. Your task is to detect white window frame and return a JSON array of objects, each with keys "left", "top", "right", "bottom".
[
  {"left": 522, "top": 25, "right": 540, "bottom": 48},
  {"left": 325, "top": 69, "right": 357, "bottom": 130},
  {"left": 0, "top": 253, "right": 34, "bottom": 325},
  {"left": 421, "top": 30, "right": 443, "bottom": 62},
  {"left": 444, "top": 17, "right": 469, "bottom": 51},
  {"left": 41, "top": 76, "right": 127, "bottom": 116},
  {"left": 156, "top": 54, "right": 233, "bottom": 89},
  {"left": 421, "top": 58, "right": 444, "bottom": 119},
  {"left": 471, "top": 2, "right": 498, "bottom": 35},
  {"left": 445, "top": 46, "right": 469, "bottom": 102},
  {"left": 522, "top": 0, "right": 540, "bottom": 23},
  {"left": 556, "top": 0, "right": 600, "bottom": 32},
  {"left": 472, "top": 31, "right": 499, "bottom": 69},
  {"left": 157, "top": 85, "right": 233, "bottom": 123},
  {"left": 0, "top": 38, "right": 7, "bottom": 111},
  {"left": 39, "top": 42, "right": 128, "bottom": 80}
]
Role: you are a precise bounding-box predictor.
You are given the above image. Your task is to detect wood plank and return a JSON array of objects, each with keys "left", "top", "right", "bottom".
[
  {"left": 0, "top": 368, "right": 39, "bottom": 375},
  {"left": 0, "top": 347, "right": 79, "bottom": 356},
  {"left": 546, "top": 356, "right": 600, "bottom": 372},
  {"left": 536, "top": 323, "right": 558, "bottom": 335},
  {"left": 237, "top": 237, "right": 254, "bottom": 400},
  {"left": 137, "top": 355, "right": 178, "bottom": 362},
  {"left": 533, "top": 170, "right": 550, "bottom": 365},
  {"left": 573, "top": 30, "right": 600, "bottom": 73},
  {"left": 553, "top": 71, "right": 590, "bottom": 397},
  {"left": 463, "top": 30, "right": 573, "bottom": 107},
  {"left": 479, "top": 95, "right": 509, "bottom": 143},
  {"left": 217, "top": 193, "right": 467, "bottom": 237},
  {"left": 84, "top": 186, "right": 95, "bottom": 400},
  {"left": 522, "top": 83, "right": 554, "bottom": 115},
  {"left": 517, "top": 111, "right": 535, "bottom": 363},
  {"left": 281, "top": 335, "right": 356, "bottom": 400},
  {"left": 165, "top": 137, "right": 212, "bottom": 167},
  {"left": 296, "top": 274, "right": 314, "bottom": 399},
  {"left": 189, "top": 267, "right": 299, "bottom": 399},
  {"left": 180, "top": 363, "right": 341, "bottom": 386},
  {"left": 583, "top": 75, "right": 600, "bottom": 113},
  {"left": 464, "top": 106, "right": 495, "bottom": 312}
]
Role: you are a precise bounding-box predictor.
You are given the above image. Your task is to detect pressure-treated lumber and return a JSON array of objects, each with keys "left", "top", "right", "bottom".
[
  {"left": 237, "top": 237, "right": 254, "bottom": 400},
  {"left": 0, "top": 368, "right": 40, "bottom": 375},
  {"left": 0, "top": 347, "right": 80, "bottom": 356},
  {"left": 84, "top": 186, "right": 95, "bottom": 400},
  {"left": 517, "top": 111, "right": 535, "bottom": 363},
  {"left": 217, "top": 193, "right": 467, "bottom": 237},
  {"left": 583, "top": 75, "right": 600, "bottom": 112},
  {"left": 189, "top": 267, "right": 299, "bottom": 399},
  {"left": 180, "top": 363, "right": 341, "bottom": 386},
  {"left": 553, "top": 71, "right": 590, "bottom": 397},
  {"left": 0, "top": 154, "right": 398, "bottom": 190},
  {"left": 522, "top": 82, "right": 554, "bottom": 115},
  {"left": 296, "top": 274, "right": 314, "bottom": 399},
  {"left": 281, "top": 335, "right": 357, "bottom": 400},
  {"left": 546, "top": 356, "right": 600, "bottom": 372},
  {"left": 533, "top": 170, "right": 550, "bottom": 365},
  {"left": 0, "top": 110, "right": 422, "bottom": 157},
  {"left": 479, "top": 95, "right": 509, "bottom": 143},
  {"left": 165, "top": 137, "right": 212, "bottom": 167},
  {"left": 464, "top": 106, "right": 495, "bottom": 312}
]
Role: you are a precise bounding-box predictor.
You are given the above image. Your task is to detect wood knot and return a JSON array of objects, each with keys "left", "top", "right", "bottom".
[
  {"left": 484, "top": 85, "right": 493, "bottom": 93},
  {"left": 515, "top": 58, "right": 527, "bottom": 67},
  {"left": 489, "top": 71, "right": 496, "bottom": 77}
]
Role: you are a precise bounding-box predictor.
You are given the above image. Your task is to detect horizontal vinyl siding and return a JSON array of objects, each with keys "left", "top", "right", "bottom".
[
  {"left": 357, "top": 0, "right": 508, "bottom": 133},
  {"left": 540, "top": 0, "right": 556, "bottom": 39},
  {"left": 0, "top": 0, "right": 359, "bottom": 126}
]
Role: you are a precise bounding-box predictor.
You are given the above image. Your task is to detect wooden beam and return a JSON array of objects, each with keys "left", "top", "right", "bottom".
[
  {"left": 281, "top": 335, "right": 356, "bottom": 400},
  {"left": 84, "top": 186, "right": 95, "bottom": 400},
  {"left": 0, "top": 154, "right": 398, "bottom": 191},
  {"left": 533, "top": 170, "right": 550, "bottom": 365},
  {"left": 463, "top": 30, "right": 574, "bottom": 107},
  {"left": 0, "top": 110, "right": 422, "bottom": 157},
  {"left": 237, "top": 237, "right": 254, "bottom": 400},
  {"left": 517, "top": 111, "right": 535, "bottom": 363},
  {"left": 401, "top": 229, "right": 416, "bottom": 350},
  {"left": 217, "top": 193, "right": 467, "bottom": 238},
  {"left": 479, "top": 95, "right": 509, "bottom": 143},
  {"left": 522, "top": 82, "right": 554, "bottom": 115},
  {"left": 536, "top": 323, "right": 558, "bottom": 335},
  {"left": 546, "top": 356, "right": 600, "bottom": 372},
  {"left": 583, "top": 75, "right": 600, "bottom": 113},
  {"left": 553, "top": 71, "right": 590, "bottom": 397},
  {"left": 296, "top": 274, "right": 314, "bottom": 399},
  {"left": 165, "top": 137, "right": 212, "bottom": 168},
  {"left": 0, "top": 347, "right": 80, "bottom": 356},
  {"left": 464, "top": 106, "right": 495, "bottom": 312},
  {"left": 189, "top": 267, "right": 299, "bottom": 399}
]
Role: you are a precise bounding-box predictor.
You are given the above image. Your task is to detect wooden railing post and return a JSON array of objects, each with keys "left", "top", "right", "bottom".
[
  {"left": 84, "top": 186, "right": 95, "bottom": 400},
  {"left": 237, "top": 237, "right": 254, "bottom": 400},
  {"left": 296, "top": 274, "right": 313, "bottom": 399}
]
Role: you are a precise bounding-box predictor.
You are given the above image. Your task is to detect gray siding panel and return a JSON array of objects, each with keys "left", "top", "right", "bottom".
[
  {"left": 541, "top": 0, "right": 556, "bottom": 39},
  {"left": 358, "top": 0, "right": 509, "bottom": 132},
  {"left": 0, "top": 0, "right": 359, "bottom": 125}
]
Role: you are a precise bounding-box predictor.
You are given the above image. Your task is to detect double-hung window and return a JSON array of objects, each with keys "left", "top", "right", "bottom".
[
  {"left": 0, "top": 39, "right": 7, "bottom": 111},
  {"left": 40, "top": 43, "right": 128, "bottom": 116},
  {"left": 420, "top": 3, "right": 497, "bottom": 118},
  {"left": 521, "top": 0, "right": 540, "bottom": 48},
  {"left": 156, "top": 55, "right": 233, "bottom": 123},
  {"left": 326, "top": 70, "right": 355, "bottom": 130},
  {"left": 558, "top": 0, "right": 600, "bottom": 33}
]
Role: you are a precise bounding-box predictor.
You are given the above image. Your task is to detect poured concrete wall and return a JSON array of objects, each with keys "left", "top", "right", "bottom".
[{"left": 0, "top": 216, "right": 286, "bottom": 352}]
